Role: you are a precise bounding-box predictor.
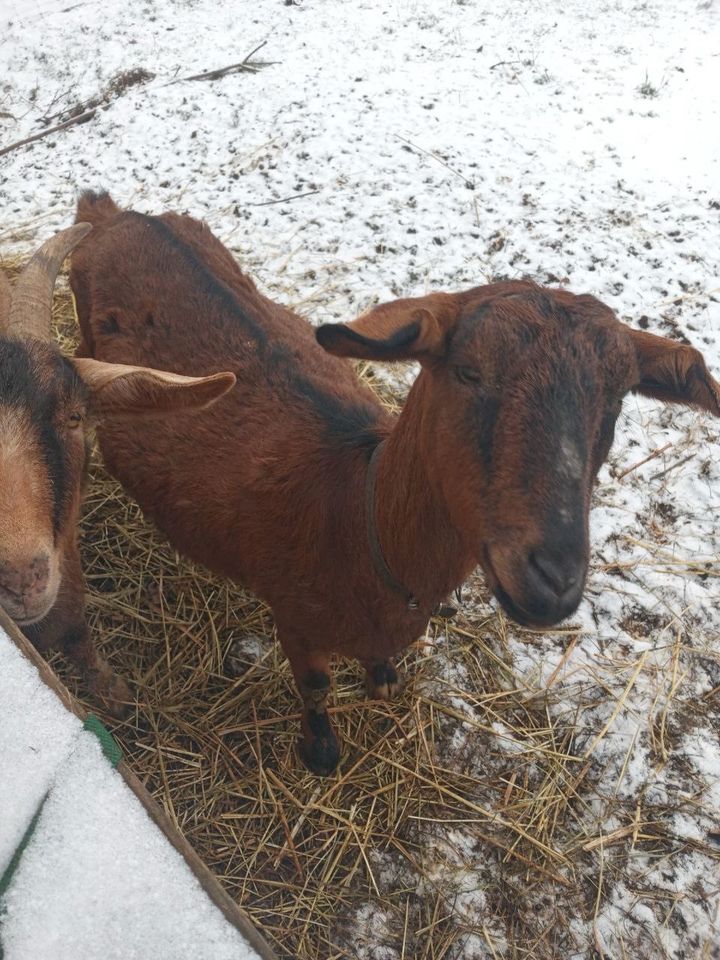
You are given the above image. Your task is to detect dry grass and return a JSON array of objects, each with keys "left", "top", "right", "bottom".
[{"left": 3, "top": 255, "right": 718, "bottom": 959}]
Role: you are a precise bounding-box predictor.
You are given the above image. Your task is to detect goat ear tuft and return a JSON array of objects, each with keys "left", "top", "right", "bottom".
[
  {"left": 316, "top": 293, "right": 458, "bottom": 363},
  {"left": 630, "top": 329, "right": 720, "bottom": 416},
  {"left": 72, "top": 358, "right": 236, "bottom": 417}
]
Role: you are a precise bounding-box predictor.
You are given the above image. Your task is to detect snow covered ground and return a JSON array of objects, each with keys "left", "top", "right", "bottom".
[{"left": 1, "top": 0, "right": 719, "bottom": 957}]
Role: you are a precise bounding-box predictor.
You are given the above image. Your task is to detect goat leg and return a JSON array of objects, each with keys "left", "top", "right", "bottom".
[
  {"left": 21, "top": 545, "right": 131, "bottom": 718},
  {"left": 55, "top": 545, "right": 131, "bottom": 718},
  {"left": 288, "top": 649, "right": 341, "bottom": 776},
  {"left": 62, "top": 621, "right": 132, "bottom": 720},
  {"left": 363, "top": 658, "right": 402, "bottom": 701}
]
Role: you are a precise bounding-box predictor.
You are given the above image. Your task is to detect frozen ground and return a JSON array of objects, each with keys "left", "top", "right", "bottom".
[{"left": 1, "top": 0, "right": 719, "bottom": 958}]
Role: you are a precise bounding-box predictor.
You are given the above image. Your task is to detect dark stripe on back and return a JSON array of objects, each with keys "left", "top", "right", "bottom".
[
  {"left": 134, "top": 212, "right": 383, "bottom": 451},
  {"left": 132, "top": 212, "right": 268, "bottom": 347}
]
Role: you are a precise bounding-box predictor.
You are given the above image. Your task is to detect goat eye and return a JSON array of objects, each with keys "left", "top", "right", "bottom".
[
  {"left": 454, "top": 366, "right": 483, "bottom": 386},
  {"left": 68, "top": 412, "right": 84, "bottom": 429}
]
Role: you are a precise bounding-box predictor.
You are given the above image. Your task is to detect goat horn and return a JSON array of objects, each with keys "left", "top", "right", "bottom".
[
  {"left": 0, "top": 268, "right": 11, "bottom": 331},
  {"left": 7, "top": 222, "right": 92, "bottom": 341}
]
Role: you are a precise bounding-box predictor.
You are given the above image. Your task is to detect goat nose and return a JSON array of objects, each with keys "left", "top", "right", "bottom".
[
  {"left": 528, "top": 548, "right": 578, "bottom": 599},
  {"left": 0, "top": 554, "right": 50, "bottom": 600},
  {"left": 523, "top": 548, "right": 585, "bottom": 623}
]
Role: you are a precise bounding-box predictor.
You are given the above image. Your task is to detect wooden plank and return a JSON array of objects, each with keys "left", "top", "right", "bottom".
[{"left": 0, "top": 607, "right": 280, "bottom": 960}]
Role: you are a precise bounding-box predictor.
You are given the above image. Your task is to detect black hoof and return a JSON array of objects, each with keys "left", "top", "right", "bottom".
[
  {"left": 299, "top": 734, "right": 341, "bottom": 776},
  {"left": 366, "top": 660, "right": 401, "bottom": 701},
  {"left": 301, "top": 705, "right": 340, "bottom": 775}
]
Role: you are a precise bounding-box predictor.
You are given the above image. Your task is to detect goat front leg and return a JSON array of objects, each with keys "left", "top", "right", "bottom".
[
  {"left": 286, "top": 648, "right": 340, "bottom": 776},
  {"left": 60, "top": 547, "right": 131, "bottom": 719},
  {"left": 25, "top": 544, "right": 132, "bottom": 719},
  {"left": 62, "top": 621, "right": 132, "bottom": 720},
  {"left": 363, "top": 658, "right": 402, "bottom": 701}
]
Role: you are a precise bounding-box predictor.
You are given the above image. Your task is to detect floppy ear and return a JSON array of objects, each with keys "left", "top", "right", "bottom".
[
  {"left": 316, "top": 292, "right": 458, "bottom": 362},
  {"left": 72, "top": 358, "right": 236, "bottom": 417},
  {"left": 630, "top": 329, "right": 720, "bottom": 415}
]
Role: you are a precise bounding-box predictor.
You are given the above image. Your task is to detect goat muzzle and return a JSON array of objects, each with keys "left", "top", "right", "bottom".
[
  {"left": 485, "top": 542, "right": 586, "bottom": 628},
  {"left": 0, "top": 551, "right": 57, "bottom": 625}
]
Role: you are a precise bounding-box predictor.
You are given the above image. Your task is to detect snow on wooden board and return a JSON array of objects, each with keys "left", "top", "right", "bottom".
[
  {"left": 0, "top": 630, "right": 80, "bottom": 874},
  {"left": 0, "top": 629, "right": 261, "bottom": 960}
]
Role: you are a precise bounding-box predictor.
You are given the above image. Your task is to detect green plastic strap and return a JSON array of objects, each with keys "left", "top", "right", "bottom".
[
  {"left": 0, "top": 793, "right": 49, "bottom": 900},
  {"left": 83, "top": 714, "right": 122, "bottom": 767}
]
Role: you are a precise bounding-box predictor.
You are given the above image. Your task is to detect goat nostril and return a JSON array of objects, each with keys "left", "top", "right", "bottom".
[
  {"left": 30, "top": 557, "right": 51, "bottom": 593},
  {"left": 529, "top": 551, "right": 557, "bottom": 592},
  {"left": 529, "top": 550, "right": 576, "bottom": 598}
]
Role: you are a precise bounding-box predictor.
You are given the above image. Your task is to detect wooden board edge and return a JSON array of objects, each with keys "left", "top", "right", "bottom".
[{"left": 0, "top": 607, "right": 281, "bottom": 960}]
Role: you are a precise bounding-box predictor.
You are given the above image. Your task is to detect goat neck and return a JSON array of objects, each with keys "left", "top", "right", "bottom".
[{"left": 371, "top": 378, "right": 473, "bottom": 613}]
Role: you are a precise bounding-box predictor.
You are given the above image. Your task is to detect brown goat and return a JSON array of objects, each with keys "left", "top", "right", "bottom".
[
  {"left": 69, "top": 192, "right": 720, "bottom": 772},
  {"left": 0, "top": 225, "right": 235, "bottom": 715}
]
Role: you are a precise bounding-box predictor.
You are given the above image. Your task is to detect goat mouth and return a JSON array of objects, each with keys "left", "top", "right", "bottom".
[
  {"left": 0, "top": 594, "right": 56, "bottom": 627},
  {"left": 491, "top": 581, "right": 561, "bottom": 629},
  {"left": 13, "top": 610, "right": 50, "bottom": 627}
]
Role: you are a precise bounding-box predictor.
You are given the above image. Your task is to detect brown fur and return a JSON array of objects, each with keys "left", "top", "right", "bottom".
[
  {"left": 0, "top": 407, "right": 59, "bottom": 604},
  {"left": 0, "top": 337, "right": 131, "bottom": 715},
  {"left": 70, "top": 192, "right": 720, "bottom": 774},
  {"left": 0, "top": 231, "right": 233, "bottom": 717}
]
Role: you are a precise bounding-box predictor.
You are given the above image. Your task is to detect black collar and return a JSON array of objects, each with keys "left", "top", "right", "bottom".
[{"left": 365, "top": 440, "right": 457, "bottom": 618}]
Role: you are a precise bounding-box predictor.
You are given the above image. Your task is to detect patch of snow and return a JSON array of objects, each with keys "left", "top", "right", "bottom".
[
  {"left": 0, "top": 632, "right": 81, "bottom": 874},
  {"left": 0, "top": 630, "right": 262, "bottom": 959}
]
